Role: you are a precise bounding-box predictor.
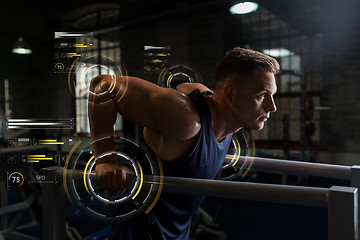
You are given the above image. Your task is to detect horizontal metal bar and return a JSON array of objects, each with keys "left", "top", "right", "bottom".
[
  {"left": 230, "top": 156, "right": 351, "bottom": 180},
  {"left": 43, "top": 167, "right": 328, "bottom": 207},
  {"left": 159, "top": 176, "right": 328, "bottom": 207}
]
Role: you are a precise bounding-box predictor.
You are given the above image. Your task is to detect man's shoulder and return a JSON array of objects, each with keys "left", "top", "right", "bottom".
[
  {"left": 143, "top": 125, "right": 200, "bottom": 162},
  {"left": 176, "top": 83, "right": 213, "bottom": 96}
]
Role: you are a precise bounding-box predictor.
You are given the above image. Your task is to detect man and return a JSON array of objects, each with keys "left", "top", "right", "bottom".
[{"left": 88, "top": 47, "right": 279, "bottom": 239}]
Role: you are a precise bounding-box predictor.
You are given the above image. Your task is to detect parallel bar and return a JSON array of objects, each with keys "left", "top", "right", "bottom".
[
  {"left": 159, "top": 176, "right": 328, "bottom": 207},
  {"left": 43, "top": 167, "right": 328, "bottom": 207},
  {"left": 229, "top": 156, "right": 351, "bottom": 180},
  {"left": 43, "top": 167, "right": 360, "bottom": 239}
]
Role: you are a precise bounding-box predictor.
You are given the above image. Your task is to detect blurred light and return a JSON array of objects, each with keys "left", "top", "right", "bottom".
[
  {"left": 230, "top": 2, "right": 258, "bottom": 14},
  {"left": 263, "top": 48, "right": 294, "bottom": 57},
  {"left": 12, "top": 48, "right": 32, "bottom": 54},
  {"left": 12, "top": 37, "right": 32, "bottom": 55}
]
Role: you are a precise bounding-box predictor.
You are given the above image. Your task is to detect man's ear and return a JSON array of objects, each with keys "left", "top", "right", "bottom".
[{"left": 222, "top": 83, "right": 234, "bottom": 107}]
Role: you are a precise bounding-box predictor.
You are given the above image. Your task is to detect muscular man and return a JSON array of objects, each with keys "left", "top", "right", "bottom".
[{"left": 88, "top": 47, "right": 279, "bottom": 239}]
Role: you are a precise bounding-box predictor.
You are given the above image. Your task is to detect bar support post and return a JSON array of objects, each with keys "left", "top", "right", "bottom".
[{"left": 328, "top": 186, "right": 358, "bottom": 240}]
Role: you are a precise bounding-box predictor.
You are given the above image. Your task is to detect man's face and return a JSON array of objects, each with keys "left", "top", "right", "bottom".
[{"left": 229, "top": 70, "right": 277, "bottom": 130}]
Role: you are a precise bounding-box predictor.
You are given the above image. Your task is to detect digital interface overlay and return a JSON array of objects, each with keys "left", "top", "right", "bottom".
[{"left": 0, "top": 31, "right": 255, "bottom": 224}]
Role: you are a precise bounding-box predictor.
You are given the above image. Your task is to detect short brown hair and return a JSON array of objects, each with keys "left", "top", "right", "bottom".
[{"left": 214, "top": 47, "right": 280, "bottom": 89}]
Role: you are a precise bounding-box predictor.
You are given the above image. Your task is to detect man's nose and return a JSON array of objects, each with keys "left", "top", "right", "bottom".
[{"left": 268, "top": 97, "right": 277, "bottom": 112}]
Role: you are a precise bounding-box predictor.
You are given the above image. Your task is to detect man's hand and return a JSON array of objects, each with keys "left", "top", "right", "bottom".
[{"left": 95, "top": 162, "right": 134, "bottom": 193}]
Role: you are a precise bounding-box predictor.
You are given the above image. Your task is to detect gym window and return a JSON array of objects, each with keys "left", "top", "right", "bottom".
[{"left": 71, "top": 7, "right": 123, "bottom": 134}]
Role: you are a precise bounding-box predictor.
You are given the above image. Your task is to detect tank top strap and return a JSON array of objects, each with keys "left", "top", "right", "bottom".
[{"left": 187, "top": 89, "right": 211, "bottom": 119}]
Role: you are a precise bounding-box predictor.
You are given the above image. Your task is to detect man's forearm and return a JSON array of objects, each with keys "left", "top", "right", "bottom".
[{"left": 88, "top": 76, "right": 119, "bottom": 163}]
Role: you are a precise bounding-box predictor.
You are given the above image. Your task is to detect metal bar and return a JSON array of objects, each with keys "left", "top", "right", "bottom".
[
  {"left": 351, "top": 166, "right": 360, "bottom": 240},
  {"left": 228, "top": 156, "right": 351, "bottom": 180},
  {"left": 328, "top": 186, "right": 358, "bottom": 240},
  {"left": 55, "top": 153, "right": 353, "bottom": 185},
  {"left": 43, "top": 166, "right": 360, "bottom": 239},
  {"left": 42, "top": 170, "right": 65, "bottom": 240},
  {"left": 43, "top": 167, "right": 328, "bottom": 207},
  {"left": 159, "top": 176, "right": 328, "bottom": 207}
]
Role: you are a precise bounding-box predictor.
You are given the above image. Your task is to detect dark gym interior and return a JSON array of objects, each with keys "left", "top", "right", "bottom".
[{"left": 0, "top": 0, "right": 359, "bottom": 239}]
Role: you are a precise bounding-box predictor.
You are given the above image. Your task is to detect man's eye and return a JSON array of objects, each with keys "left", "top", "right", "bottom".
[{"left": 259, "top": 93, "right": 266, "bottom": 98}]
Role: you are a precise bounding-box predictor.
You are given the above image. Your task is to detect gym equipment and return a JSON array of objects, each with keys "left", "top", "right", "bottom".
[
  {"left": 42, "top": 163, "right": 360, "bottom": 240},
  {"left": 278, "top": 96, "right": 330, "bottom": 121}
]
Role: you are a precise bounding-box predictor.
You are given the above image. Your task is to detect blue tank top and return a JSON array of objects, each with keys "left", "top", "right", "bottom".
[{"left": 109, "top": 89, "right": 233, "bottom": 240}]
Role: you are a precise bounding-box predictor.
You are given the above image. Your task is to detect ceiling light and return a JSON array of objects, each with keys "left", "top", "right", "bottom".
[
  {"left": 262, "top": 48, "right": 294, "bottom": 58},
  {"left": 12, "top": 37, "right": 32, "bottom": 55},
  {"left": 230, "top": 2, "right": 258, "bottom": 15}
]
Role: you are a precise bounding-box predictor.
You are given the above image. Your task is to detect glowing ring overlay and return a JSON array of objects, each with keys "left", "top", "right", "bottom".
[
  {"left": 167, "top": 72, "right": 192, "bottom": 88},
  {"left": 67, "top": 55, "right": 127, "bottom": 97},
  {"left": 85, "top": 152, "right": 141, "bottom": 204},
  {"left": 63, "top": 135, "right": 163, "bottom": 223},
  {"left": 219, "top": 129, "right": 256, "bottom": 180},
  {"left": 221, "top": 136, "right": 241, "bottom": 170},
  {"left": 8, "top": 172, "right": 25, "bottom": 187},
  {"left": 158, "top": 65, "right": 203, "bottom": 89}
]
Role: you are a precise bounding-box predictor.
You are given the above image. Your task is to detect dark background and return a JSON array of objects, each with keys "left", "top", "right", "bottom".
[
  {"left": 1, "top": 0, "right": 359, "bottom": 154},
  {"left": 0, "top": 0, "right": 359, "bottom": 239}
]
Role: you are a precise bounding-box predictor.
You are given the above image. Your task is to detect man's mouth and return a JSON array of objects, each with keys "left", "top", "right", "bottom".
[{"left": 259, "top": 116, "right": 268, "bottom": 122}]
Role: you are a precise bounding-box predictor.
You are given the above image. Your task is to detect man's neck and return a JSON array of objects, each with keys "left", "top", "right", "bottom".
[{"left": 208, "top": 95, "right": 242, "bottom": 141}]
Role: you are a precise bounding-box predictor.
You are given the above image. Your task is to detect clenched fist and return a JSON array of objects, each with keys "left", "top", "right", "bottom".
[{"left": 95, "top": 162, "right": 134, "bottom": 193}]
